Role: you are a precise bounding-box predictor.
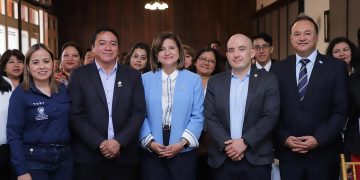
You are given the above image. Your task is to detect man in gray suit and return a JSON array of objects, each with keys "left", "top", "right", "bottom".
[{"left": 205, "top": 34, "right": 280, "bottom": 180}]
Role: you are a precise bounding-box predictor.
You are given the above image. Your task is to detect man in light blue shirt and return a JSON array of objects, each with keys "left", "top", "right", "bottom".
[{"left": 205, "top": 34, "right": 280, "bottom": 180}]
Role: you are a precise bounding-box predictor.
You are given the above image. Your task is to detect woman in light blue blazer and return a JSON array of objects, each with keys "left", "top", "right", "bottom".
[{"left": 139, "top": 32, "right": 204, "bottom": 180}]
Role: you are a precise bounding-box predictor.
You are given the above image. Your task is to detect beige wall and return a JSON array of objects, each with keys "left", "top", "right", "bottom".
[{"left": 304, "top": 0, "right": 330, "bottom": 54}]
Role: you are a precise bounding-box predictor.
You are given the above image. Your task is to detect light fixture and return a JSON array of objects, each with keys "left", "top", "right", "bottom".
[{"left": 145, "top": 0, "right": 168, "bottom": 10}]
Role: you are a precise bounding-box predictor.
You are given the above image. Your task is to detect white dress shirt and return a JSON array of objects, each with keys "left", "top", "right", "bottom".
[
  {"left": 0, "top": 77, "right": 13, "bottom": 144},
  {"left": 256, "top": 60, "right": 272, "bottom": 72}
]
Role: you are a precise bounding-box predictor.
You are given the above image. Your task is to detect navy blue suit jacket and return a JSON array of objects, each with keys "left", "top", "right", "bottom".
[
  {"left": 68, "top": 63, "right": 146, "bottom": 165},
  {"left": 273, "top": 52, "right": 349, "bottom": 163}
]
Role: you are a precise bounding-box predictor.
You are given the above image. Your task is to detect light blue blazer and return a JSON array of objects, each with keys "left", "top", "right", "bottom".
[{"left": 140, "top": 69, "right": 204, "bottom": 152}]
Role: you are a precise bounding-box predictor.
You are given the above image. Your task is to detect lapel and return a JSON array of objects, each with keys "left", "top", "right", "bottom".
[
  {"left": 223, "top": 71, "right": 232, "bottom": 129},
  {"left": 301, "top": 52, "right": 324, "bottom": 103},
  {"left": 244, "top": 67, "right": 260, "bottom": 116},
  {"left": 112, "top": 64, "right": 125, "bottom": 110},
  {"left": 90, "top": 63, "right": 107, "bottom": 107}
]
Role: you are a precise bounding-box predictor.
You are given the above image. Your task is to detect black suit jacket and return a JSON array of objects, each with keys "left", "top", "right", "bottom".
[
  {"left": 273, "top": 52, "right": 349, "bottom": 163},
  {"left": 68, "top": 63, "right": 146, "bottom": 165},
  {"left": 344, "top": 72, "right": 360, "bottom": 154},
  {"left": 205, "top": 67, "right": 280, "bottom": 168}
]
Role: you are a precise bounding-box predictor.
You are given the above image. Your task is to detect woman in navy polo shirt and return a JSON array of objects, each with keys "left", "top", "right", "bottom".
[{"left": 7, "top": 44, "right": 73, "bottom": 180}]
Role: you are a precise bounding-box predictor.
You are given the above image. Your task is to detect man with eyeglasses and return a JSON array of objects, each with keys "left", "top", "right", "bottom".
[{"left": 253, "top": 32, "right": 277, "bottom": 72}]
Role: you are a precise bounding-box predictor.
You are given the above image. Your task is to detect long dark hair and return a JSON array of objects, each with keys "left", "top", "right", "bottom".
[
  {"left": 0, "top": 76, "right": 11, "bottom": 94},
  {"left": 326, "top": 36, "right": 360, "bottom": 72}
]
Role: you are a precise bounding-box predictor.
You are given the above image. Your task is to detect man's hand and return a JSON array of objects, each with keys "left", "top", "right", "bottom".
[
  {"left": 224, "top": 138, "right": 247, "bottom": 161},
  {"left": 18, "top": 173, "right": 32, "bottom": 180},
  {"left": 100, "top": 139, "right": 121, "bottom": 159},
  {"left": 285, "top": 136, "right": 318, "bottom": 153},
  {"left": 298, "top": 136, "right": 318, "bottom": 150}
]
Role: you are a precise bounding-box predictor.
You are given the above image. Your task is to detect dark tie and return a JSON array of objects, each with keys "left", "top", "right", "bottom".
[{"left": 298, "top": 59, "right": 310, "bottom": 101}]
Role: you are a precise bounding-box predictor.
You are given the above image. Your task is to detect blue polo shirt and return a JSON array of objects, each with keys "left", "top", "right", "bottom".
[{"left": 7, "top": 81, "right": 71, "bottom": 175}]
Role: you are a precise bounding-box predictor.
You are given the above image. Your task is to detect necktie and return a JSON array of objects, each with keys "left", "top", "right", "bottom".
[{"left": 298, "top": 59, "right": 310, "bottom": 101}]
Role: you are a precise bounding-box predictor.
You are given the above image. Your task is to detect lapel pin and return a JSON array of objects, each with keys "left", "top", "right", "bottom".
[
  {"left": 117, "top": 81, "right": 122, "bottom": 87},
  {"left": 319, "top": 60, "right": 323, "bottom": 64},
  {"left": 254, "top": 74, "right": 258, "bottom": 77}
]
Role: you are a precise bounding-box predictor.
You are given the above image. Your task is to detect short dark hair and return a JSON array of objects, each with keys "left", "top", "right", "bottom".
[
  {"left": 149, "top": 32, "right": 185, "bottom": 72},
  {"left": 208, "top": 40, "right": 221, "bottom": 48},
  {"left": 91, "top": 26, "right": 120, "bottom": 46},
  {"left": 253, "top": 32, "right": 273, "bottom": 46},
  {"left": 0, "top": 49, "right": 25, "bottom": 77},
  {"left": 61, "top": 41, "right": 83, "bottom": 59},
  {"left": 189, "top": 46, "right": 222, "bottom": 76},
  {"left": 290, "top": 14, "right": 318, "bottom": 34}
]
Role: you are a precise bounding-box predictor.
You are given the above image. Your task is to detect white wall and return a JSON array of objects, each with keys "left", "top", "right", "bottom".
[
  {"left": 304, "top": 0, "right": 330, "bottom": 54},
  {"left": 256, "top": 0, "right": 277, "bottom": 10}
]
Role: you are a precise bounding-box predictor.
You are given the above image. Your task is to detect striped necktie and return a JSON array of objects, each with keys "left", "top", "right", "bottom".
[{"left": 298, "top": 59, "right": 310, "bottom": 101}]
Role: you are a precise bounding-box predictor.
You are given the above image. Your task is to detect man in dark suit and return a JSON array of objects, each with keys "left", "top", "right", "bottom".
[
  {"left": 68, "top": 27, "right": 146, "bottom": 180},
  {"left": 273, "top": 15, "right": 348, "bottom": 180},
  {"left": 205, "top": 34, "right": 280, "bottom": 180},
  {"left": 253, "top": 32, "right": 277, "bottom": 72}
]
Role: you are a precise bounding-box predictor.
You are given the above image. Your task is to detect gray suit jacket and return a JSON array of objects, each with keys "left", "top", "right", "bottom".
[{"left": 205, "top": 67, "right": 280, "bottom": 168}]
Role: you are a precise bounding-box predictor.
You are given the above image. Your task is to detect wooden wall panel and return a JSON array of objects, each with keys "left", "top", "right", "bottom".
[
  {"left": 287, "top": 1, "right": 298, "bottom": 56},
  {"left": 270, "top": 10, "right": 279, "bottom": 60},
  {"left": 55, "top": 0, "right": 256, "bottom": 55},
  {"left": 258, "top": 16, "right": 265, "bottom": 32},
  {"left": 348, "top": 0, "right": 360, "bottom": 44},
  {"left": 279, "top": 6, "right": 288, "bottom": 60},
  {"left": 329, "top": 0, "right": 346, "bottom": 40}
]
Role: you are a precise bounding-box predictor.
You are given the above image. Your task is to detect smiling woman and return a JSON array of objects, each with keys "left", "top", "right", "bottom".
[
  {"left": 55, "top": 41, "right": 82, "bottom": 87},
  {"left": 7, "top": 43, "right": 74, "bottom": 180},
  {"left": 0, "top": 49, "right": 25, "bottom": 88}
]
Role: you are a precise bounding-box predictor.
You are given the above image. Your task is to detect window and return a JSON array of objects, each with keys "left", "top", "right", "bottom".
[
  {"left": 21, "top": 30, "right": 29, "bottom": 54},
  {"left": 29, "top": 8, "right": 39, "bottom": 25},
  {"left": 21, "top": 4, "right": 28, "bottom": 22},
  {"left": 0, "top": 0, "right": 5, "bottom": 15},
  {"left": 6, "top": 0, "right": 18, "bottom": 19},
  {"left": 0, "top": 25, "right": 6, "bottom": 53},
  {"left": 7, "top": 26, "right": 19, "bottom": 49}
]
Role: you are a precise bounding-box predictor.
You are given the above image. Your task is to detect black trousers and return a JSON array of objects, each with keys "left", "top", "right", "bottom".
[
  {"left": 280, "top": 160, "right": 340, "bottom": 180},
  {"left": 141, "top": 150, "right": 197, "bottom": 180},
  {"left": 0, "top": 144, "right": 12, "bottom": 180},
  {"left": 75, "top": 159, "right": 138, "bottom": 180},
  {"left": 213, "top": 158, "right": 271, "bottom": 180}
]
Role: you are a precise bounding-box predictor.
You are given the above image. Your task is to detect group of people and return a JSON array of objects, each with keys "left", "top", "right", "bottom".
[{"left": 0, "top": 13, "right": 359, "bottom": 180}]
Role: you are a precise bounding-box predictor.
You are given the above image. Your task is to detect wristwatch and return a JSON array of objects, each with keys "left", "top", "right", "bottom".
[{"left": 181, "top": 138, "right": 189, "bottom": 149}]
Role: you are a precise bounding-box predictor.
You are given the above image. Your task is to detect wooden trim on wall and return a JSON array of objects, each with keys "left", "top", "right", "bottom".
[
  {"left": 346, "top": 0, "right": 349, "bottom": 37},
  {"left": 253, "top": 0, "right": 298, "bottom": 17}
]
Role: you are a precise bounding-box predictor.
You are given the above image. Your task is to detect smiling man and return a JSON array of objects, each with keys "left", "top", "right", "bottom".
[
  {"left": 273, "top": 14, "right": 349, "bottom": 180},
  {"left": 68, "top": 26, "right": 146, "bottom": 180},
  {"left": 205, "top": 34, "right": 280, "bottom": 180}
]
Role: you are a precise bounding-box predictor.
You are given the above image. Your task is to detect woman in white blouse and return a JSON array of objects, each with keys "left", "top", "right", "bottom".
[
  {"left": 0, "top": 76, "right": 13, "bottom": 179},
  {"left": 139, "top": 32, "right": 204, "bottom": 180}
]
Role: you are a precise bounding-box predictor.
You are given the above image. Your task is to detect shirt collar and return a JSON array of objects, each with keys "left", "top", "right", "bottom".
[
  {"left": 296, "top": 50, "right": 318, "bottom": 65},
  {"left": 161, "top": 69, "right": 179, "bottom": 82},
  {"left": 231, "top": 68, "right": 251, "bottom": 81},
  {"left": 255, "top": 60, "right": 272, "bottom": 71},
  {"left": 95, "top": 60, "right": 118, "bottom": 73}
]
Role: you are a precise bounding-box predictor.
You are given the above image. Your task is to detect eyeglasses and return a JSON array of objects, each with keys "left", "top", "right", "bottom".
[
  {"left": 198, "top": 57, "right": 216, "bottom": 64},
  {"left": 254, "top": 44, "right": 271, "bottom": 51}
]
